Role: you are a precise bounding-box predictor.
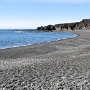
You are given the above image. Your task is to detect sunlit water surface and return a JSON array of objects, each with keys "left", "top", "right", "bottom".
[{"left": 0, "top": 30, "right": 78, "bottom": 49}]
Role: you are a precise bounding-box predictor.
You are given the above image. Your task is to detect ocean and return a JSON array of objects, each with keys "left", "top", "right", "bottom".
[{"left": 0, "top": 30, "right": 78, "bottom": 49}]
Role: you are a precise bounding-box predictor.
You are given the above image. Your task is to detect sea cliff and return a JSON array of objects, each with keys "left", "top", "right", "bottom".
[{"left": 37, "top": 19, "right": 90, "bottom": 31}]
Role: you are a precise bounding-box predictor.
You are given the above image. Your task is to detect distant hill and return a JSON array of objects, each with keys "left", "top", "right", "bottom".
[{"left": 37, "top": 19, "right": 90, "bottom": 31}]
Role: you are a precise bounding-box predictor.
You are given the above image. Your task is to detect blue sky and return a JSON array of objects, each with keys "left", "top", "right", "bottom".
[{"left": 0, "top": 0, "right": 90, "bottom": 29}]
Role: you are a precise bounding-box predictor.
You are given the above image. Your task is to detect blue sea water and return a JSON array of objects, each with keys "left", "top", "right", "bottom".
[{"left": 0, "top": 30, "right": 78, "bottom": 49}]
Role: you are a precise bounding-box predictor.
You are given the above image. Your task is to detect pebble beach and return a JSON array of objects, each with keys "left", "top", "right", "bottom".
[{"left": 0, "top": 30, "right": 90, "bottom": 90}]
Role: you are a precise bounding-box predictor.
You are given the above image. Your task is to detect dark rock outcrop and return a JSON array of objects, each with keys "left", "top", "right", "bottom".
[
  {"left": 37, "top": 25, "right": 56, "bottom": 31},
  {"left": 37, "top": 19, "right": 90, "bottom": 31}
]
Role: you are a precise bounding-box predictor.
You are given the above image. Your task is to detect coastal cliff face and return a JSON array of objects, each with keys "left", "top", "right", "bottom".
[{"left": 37, "top": 19, "right": 90, "bottom": 31}]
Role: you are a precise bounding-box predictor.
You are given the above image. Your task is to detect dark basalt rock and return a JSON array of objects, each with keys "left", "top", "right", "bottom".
[
  {"left": 37, "top": 19, "right": 90, "bottom": 31},
  {"left": 37, "top": 25, "right": 56, "bottom": 31}
]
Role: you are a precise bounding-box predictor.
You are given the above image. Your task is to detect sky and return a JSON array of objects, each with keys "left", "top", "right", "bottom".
[{"left": 0, "top": 0, "right": 90, "bottom": 29}]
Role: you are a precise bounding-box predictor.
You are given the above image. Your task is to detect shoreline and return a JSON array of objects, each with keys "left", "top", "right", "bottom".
[
  {"left": 0, "top": 31, "right": 78, "bottom": 60},
  {"left": 1, "top": 30, "right": 90, "bottom": 89},
  {"left": 0, "top": 31, "right": 78, "bottom": 50}
]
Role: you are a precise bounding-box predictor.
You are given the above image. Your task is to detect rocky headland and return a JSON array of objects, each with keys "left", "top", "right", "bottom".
[{"left": 37, "top": 19, "right": 90, "bottom": 31}]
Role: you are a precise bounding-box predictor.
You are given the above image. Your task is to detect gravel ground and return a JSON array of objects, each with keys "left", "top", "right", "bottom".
[{"left": 0, "top": 30, "right": 90, "bottom": 90}]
